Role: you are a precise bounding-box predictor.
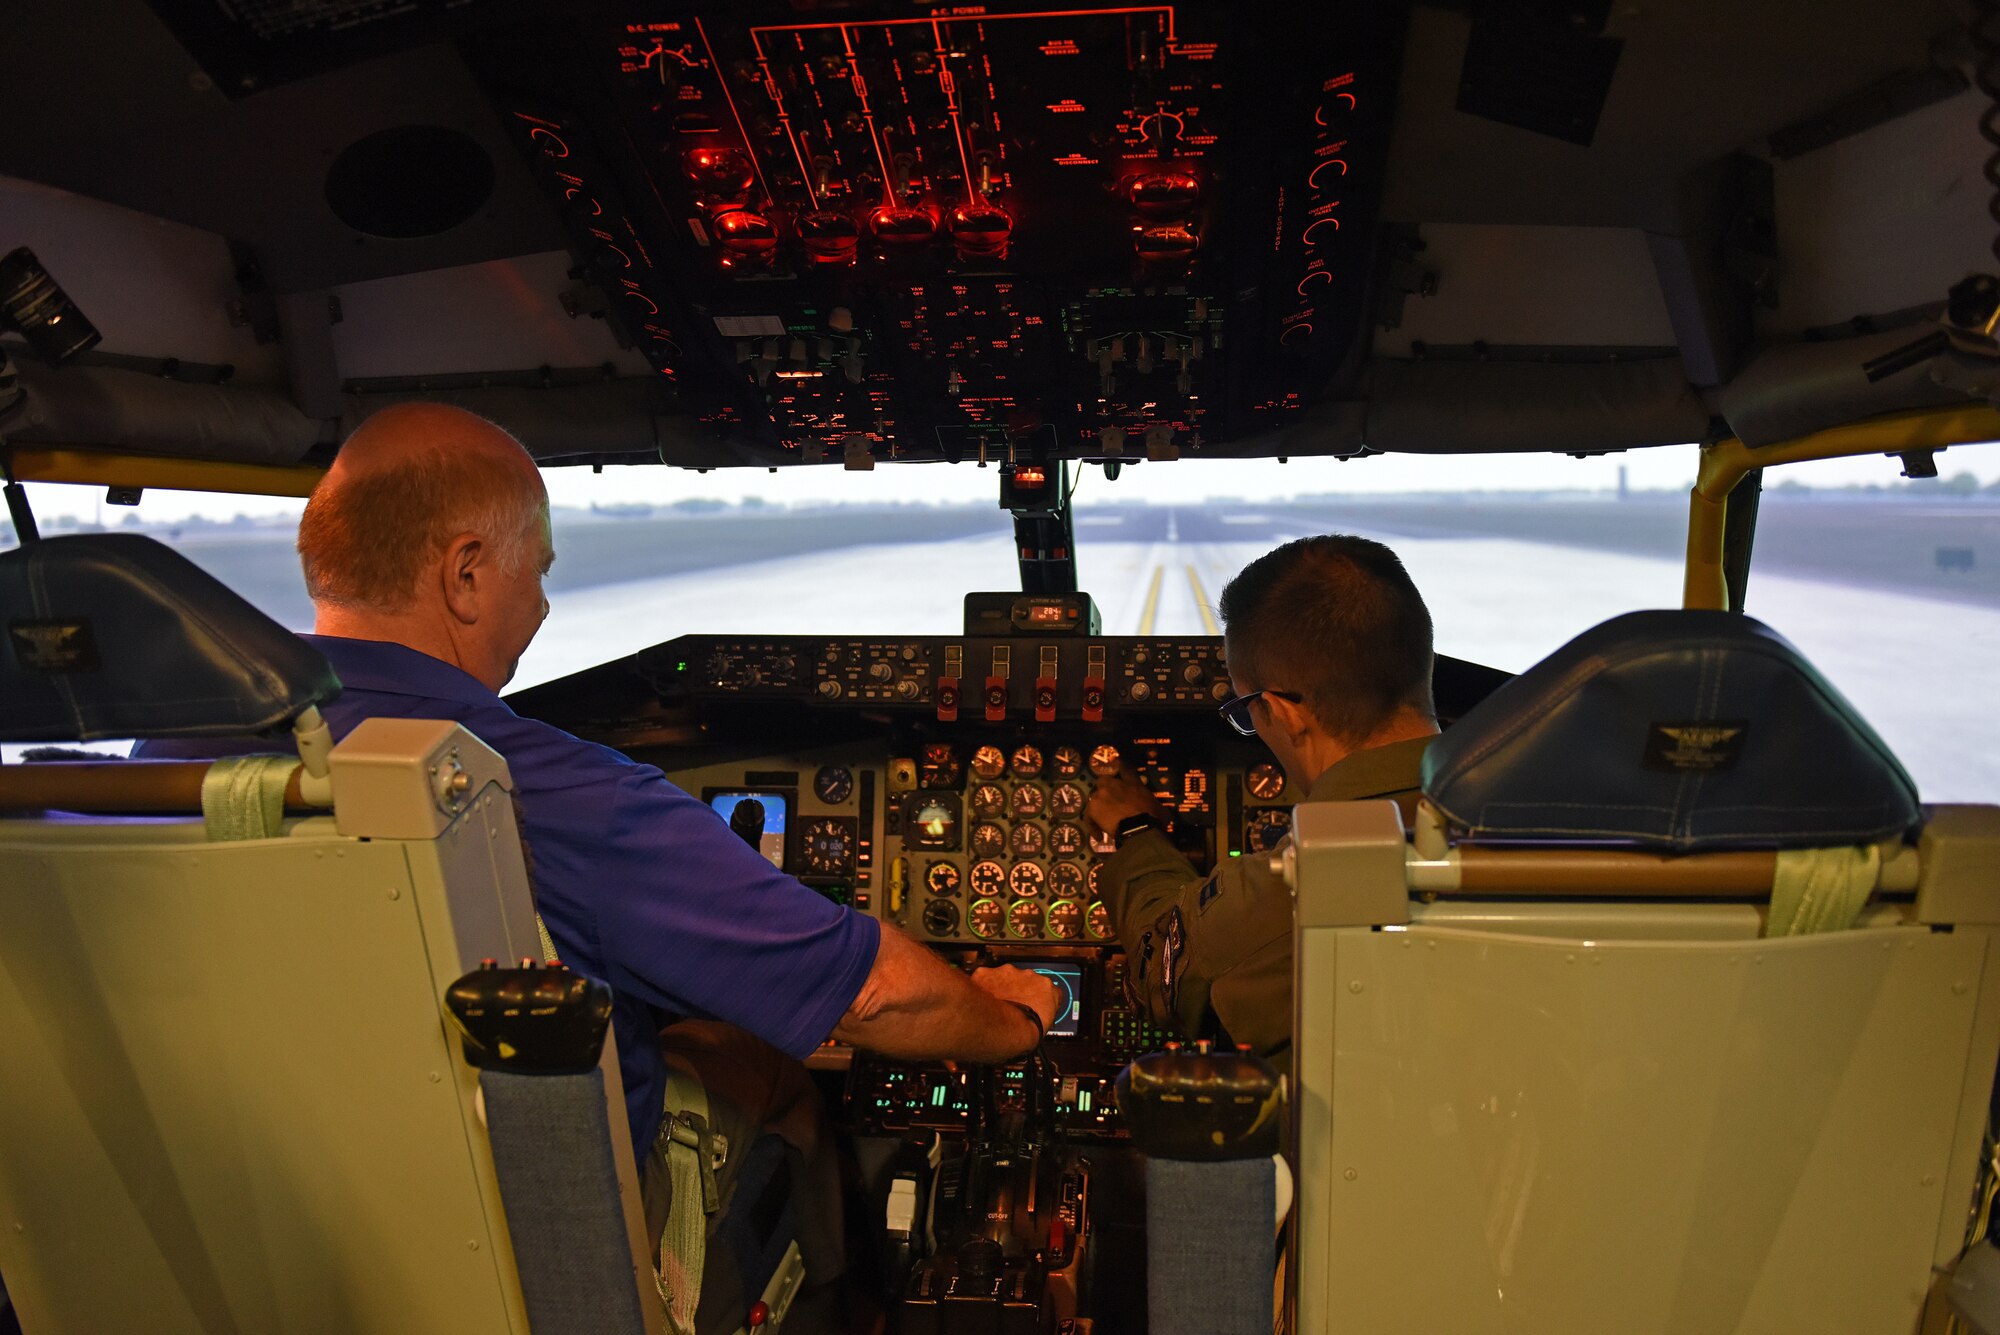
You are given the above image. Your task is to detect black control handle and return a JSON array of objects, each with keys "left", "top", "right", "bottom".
[
  {"left": 445, "top": 959, "right": 613, "bottom": 1075},
  {"left": 1115, "top": 1042, "right": 1283, "bottom": 1161}
]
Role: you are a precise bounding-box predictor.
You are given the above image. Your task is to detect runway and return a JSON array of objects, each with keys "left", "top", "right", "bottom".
[{"left": 517, "top": 505, "right": 2000, "bottom": 802}]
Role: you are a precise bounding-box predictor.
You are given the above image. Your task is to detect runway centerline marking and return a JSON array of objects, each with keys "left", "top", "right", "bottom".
[
  {"left": 1186, "top": 564, "right": 1220, "bottom": 636},
  {"left": 1137, "top": 565, "right": 1165, "bottom": 636}
]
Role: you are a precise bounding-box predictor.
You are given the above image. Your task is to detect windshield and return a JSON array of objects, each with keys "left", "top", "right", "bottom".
[{"left": 6, "top": 445, "right": 1997, "bottom": 799}]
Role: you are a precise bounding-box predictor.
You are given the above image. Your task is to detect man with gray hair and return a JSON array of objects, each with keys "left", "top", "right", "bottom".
[{"left": 146, "top": 402, "right": 1058, "bottom": 1331}]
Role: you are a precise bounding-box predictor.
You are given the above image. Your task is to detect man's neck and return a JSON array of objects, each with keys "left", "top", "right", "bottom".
[
  {"left": 1307, "top": 712, "right": 1440, "bottom": 789},
  {"left": 313, "top": 603, "right": 479, "bottom": 682}
]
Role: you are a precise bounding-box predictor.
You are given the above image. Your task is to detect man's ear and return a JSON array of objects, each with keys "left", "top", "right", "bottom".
[
  {"left": 440, "top": 533, "right": 484, "bottom": 625},
  {"left": 1263, "top": 691, "right": 1316, "bottom": 748}
]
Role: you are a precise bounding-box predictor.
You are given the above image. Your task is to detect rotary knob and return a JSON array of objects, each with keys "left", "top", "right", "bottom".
[
  {"left": 868, "top": 662, "right": 895, "bottom": 683},
  {"left": 1181, "top": 663, "right": 1203, "bottom": 684},
  {"left": 817, "top": 679, "right": 844, "bottom": 699},
  {"left": 1130, "top": 680, "right": 1152, "bottom": 701}
]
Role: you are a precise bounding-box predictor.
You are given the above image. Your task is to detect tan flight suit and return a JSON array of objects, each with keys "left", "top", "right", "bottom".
[{"left": 1097, "top": 736, "right": 1432, "bottom": 1062}]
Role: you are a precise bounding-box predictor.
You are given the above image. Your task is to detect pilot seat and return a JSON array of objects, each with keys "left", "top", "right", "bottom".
[
  {"left": 0, "top": 534, "right": 798, "bottom": 1335},
  {"left": 1284, "top": 609, "right": 2000, "bottom": 1335}
]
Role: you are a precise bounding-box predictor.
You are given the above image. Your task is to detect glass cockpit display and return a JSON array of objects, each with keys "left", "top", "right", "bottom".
[
  {"left": 708, "top": 790, "right": 787, "bottom": 868},
  {"left": 1025, "top": 961, "right": 1084, "bottom": 1039}
]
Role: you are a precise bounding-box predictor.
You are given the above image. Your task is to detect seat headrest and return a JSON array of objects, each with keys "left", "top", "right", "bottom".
[
  {"left": 1421, "top": 609, "right": 1919, "bottom": 852},
  {"left": 0, "top": 533, "right": 338, "bottom": 742}
]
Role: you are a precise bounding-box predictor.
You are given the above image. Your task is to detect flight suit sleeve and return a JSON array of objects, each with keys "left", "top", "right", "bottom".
[{"left": 1095, "top": 828, "right": 1294, "bottom": 1056}]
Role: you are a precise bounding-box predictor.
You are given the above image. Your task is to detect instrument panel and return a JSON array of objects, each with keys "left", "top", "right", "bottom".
[
  {"left": 591, "top": 631, "right": 1297, "bottom": 1139},
  {"left": 462, "top": 0, "right": 1404, "bottom": 463}
]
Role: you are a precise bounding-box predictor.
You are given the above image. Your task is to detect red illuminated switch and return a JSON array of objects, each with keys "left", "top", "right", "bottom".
[
  {"left": 937, "top": 645, "right": 963, "bottom": 723},
  {"left": 1082, "top": 644, "right": 1107, "bottom": 723},
  {"left": 1035, "top": 645, "right": 1059, "bottom": 723},
  {"left": 986, "top": 646, "right": 1011, "bottom": 723}
]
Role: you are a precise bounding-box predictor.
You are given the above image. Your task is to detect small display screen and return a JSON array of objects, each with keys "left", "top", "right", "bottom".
[
  {"left": 1024, "top": 962, "right": 1085, "bottom": 1039},
  {"left": 1027, "top": 602, "right": 1065, "bottom": 623},
  {"left": 709, "top": 791, "right": 787, "bottom": 869}
]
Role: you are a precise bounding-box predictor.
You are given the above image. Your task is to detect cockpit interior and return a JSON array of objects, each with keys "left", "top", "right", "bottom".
[{"left": 5, "top": 2, "right": 2000, "bottom": 1333}]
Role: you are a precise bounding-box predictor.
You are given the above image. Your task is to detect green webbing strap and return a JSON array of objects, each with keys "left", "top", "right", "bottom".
[
  {"left": 656, "top": 1064, "right": 726, "bottom": 1335},
  {"left": 199, "top": 754, "right": 298, "bottom": 842},
  {"left": 1765, "top": 844, "right": 1880, "bottom": 937},
  {"left": 537, "top": 914, "right": 559, "bottom": 964}
]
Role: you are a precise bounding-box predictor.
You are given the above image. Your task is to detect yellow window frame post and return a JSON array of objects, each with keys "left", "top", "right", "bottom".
[
  {"left": 1684, "top": 405, "right": 2000, "bottom": 610},
  {"left": 4, "top": 448, "right": 326, "bottom": 499}
]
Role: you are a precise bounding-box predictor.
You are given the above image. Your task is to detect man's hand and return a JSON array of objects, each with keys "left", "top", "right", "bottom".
[
  {"left": 1085, "top": 767, "right": 1169, "bottom": 839},
  {"left": 971, "top": 964, "right": 1063, "bottom": 1036}
]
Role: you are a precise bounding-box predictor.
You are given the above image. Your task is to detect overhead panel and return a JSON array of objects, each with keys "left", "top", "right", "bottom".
[{"left": 458, "top": 2, "right": 1407, "bottom": 466}]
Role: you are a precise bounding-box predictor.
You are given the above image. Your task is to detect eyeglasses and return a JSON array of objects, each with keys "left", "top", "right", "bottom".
[{"left": 1216, "top": 688, "right": 1302, "bottom": 737}]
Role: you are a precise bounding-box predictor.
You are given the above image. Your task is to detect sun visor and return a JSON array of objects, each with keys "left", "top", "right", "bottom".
[
  {"left": 0, "top": 534, "right": 339, "bottom": 742},
  {"left": 1421, "top": 609, "right": 1919, "bottom": 852},
  {"left": 1362, "top": 356, "right": 1710, "bottom": 454}
]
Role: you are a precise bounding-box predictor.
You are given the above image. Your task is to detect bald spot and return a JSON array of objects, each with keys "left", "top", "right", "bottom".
[{"left": 298, "top": 403, "right": 548, "bottom": 611}]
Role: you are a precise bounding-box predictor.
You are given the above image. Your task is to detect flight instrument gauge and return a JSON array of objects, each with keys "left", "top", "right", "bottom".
[
  {"left": 1050, "top": 861, "right": 1086, "bottom": 896},
  {"left": 1009, "top": 861, "right": 1046, "bottom": 898},
  {"left": 969, "top": 860, "right": 1008, "bottom": 897},
  {"left": 1049, "top": 782, "right": 1086, "bottom": 818},
  {"left": 1246, "top": 762, "right": 1286, "bottom": 801},
  {"left": 1246, "top": 808, "right": 1293, "bottom": 853},
  {"left": 969, "top": 783, "right": 1007, "bottom": 819},
  {"left": 813, "top": 765, "right": 854, "bottom": 805},
  {"left": 1052, "top": 746, "right": 1084, "bottom": 777},
  {"left": 1008, "top": 900, "right": 1045, "bottom": 939},
  {"left": 1010, "top": 784, "right": 1046, "bottom": 819},
  {"left": 919, "top": 743, "right": 964, "bottom": 789},
  {"left": 1049, "top": 822, "right": 1086, "bottom": 859},
  {"left": 970, "top": 822, "right": 1007, "bottom": 859},
  {"left": 1089, "top": 744, "right": 1121, "bottom": 776},
  {"left": 970, "top": 745, "right": 1007, "bottom": 780},
  {"left": 1010, "top": 745, "right": 1044, "bottom": 779},
  {"left": 1010, "top": 821, "right": 1046, "bottom": 857},
  {"left": 922, "top": 899, "right": 959, "bottom": 936},
  {"left": 1089, "top": 862, "right": 1103, "bottom": 895},
  {"left": 926, "top": 861, "right": 962, "bottom": 896},
  {"left": 904, "top": 795, "right": 961, "bottom": 851},
  {"left": 1086, "top": 901, "right": 1112, "bottom": 940},
  {"left": 799, "top": 818, "right": 855, "bottom": 875},
  {"left": 969, "top": 898, "right": 1004, "bottom": 940},
  {"left": 1046, "top": 899, "right": 1083, "bottom": 940}
]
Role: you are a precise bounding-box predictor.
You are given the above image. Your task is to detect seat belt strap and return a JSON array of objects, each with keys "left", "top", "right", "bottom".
[
  {"left": 656, "top": 1064, "right": 728, "bottom": 1335},
  {"left": 199, "top": 754, "right": 298, "bottom": 841},
  {"left": 1765, "top": 843, "right": 1879, "bottom": 936}
]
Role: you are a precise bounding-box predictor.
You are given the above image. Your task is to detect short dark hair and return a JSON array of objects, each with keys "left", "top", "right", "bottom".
[{"left": 1218, "top": 534, "right": 1435, "bottom": 744}]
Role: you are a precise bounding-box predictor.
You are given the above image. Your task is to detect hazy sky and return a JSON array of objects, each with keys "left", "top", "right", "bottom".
[{"left": 16, "top": 438, "right": 2000, "bottom": 524}]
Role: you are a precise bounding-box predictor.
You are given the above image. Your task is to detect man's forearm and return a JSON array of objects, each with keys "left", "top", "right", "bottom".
[{"left": 831, "top": 925, "right": 1041, "bottom": 1060}]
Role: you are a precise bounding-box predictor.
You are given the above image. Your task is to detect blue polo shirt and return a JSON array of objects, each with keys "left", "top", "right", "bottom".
[{"left": 140, "top": 635, "right": 880, "bottom": 1160}]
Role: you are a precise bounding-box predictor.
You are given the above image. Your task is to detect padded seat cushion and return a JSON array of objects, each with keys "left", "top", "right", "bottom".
[
  {"left": 1421, "top": 609, "right": 1919, "bottom": 852},
  {"left": 0, "top": 533, "right": 338, "bottom": 741}
]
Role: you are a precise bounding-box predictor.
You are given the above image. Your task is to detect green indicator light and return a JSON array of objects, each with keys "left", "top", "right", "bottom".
[
  {"left": 932, "top": 1085, "right": 947, "bottom": 1107},
  {"left": 676, "top": 661, "right": 688, "bottom": 672},
  {"left": 1078, "top": 1090, "right": 1093, "bottom": 1113},
  {"left": 1229, "top": 850, "right": 1241, "bottom": 857}
]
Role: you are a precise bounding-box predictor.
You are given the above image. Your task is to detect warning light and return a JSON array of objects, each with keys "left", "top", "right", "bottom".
[{"left": 1016, "top": 466, "right": 1047, "bottom": 487}]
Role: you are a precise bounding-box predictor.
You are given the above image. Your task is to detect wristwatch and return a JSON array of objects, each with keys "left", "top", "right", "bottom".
[{"left": 1113, "top": 813, "right": 1161, "bottom": 848}]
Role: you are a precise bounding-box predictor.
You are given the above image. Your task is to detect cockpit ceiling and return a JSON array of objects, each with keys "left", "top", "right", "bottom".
[{"left": 0, "top": 0, "right": 1987, "bottom": 470}]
